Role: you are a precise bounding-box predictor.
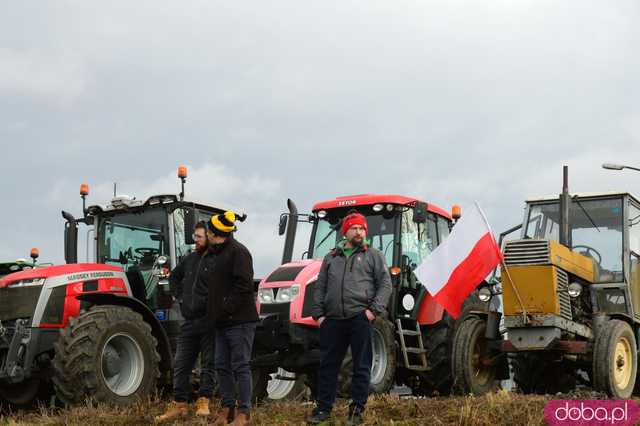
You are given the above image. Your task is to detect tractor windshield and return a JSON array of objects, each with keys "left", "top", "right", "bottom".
[
  {"left": 524, "top": 197, "right": 624, "bottom": 282},
  {"left": 97, "top": 208, "right": 170, "bottom": 305},
  {"left": 311, "top": 209, "right": 396, "bottom": 266}
]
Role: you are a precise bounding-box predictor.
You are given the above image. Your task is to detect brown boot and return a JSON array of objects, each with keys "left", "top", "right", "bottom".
[
  {"left": 230, "top": 412, "right": 251, "bottom": 426},
  {"left": 154, "top": 401, "right": 188, "bottom": 423},
  {"left": 211, "top": 406, "right": 236, "bottom": 425},
  {"left": 195, "top": 396, "right": 211, "bottom": 417}
]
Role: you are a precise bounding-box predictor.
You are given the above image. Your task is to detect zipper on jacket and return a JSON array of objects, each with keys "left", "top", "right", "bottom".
[
  {"left": 341, "top": 251, "right": 358, "bottom": 318},
  {"left": 190, "top": 253, "right": 206, "bottom": 312}
]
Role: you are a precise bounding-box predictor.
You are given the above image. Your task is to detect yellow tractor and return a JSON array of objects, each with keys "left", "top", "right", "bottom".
[{"left": 455, "top": 167, "right": 640, "bottom": 398}]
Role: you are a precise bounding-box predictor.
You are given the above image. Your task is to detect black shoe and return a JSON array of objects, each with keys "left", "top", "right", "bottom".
[
  {"left": 307, "top": 408, "right": 332, "bottom": 425},
  {"left": 346, "top": 405, "right": 364, "bottom": 426}
]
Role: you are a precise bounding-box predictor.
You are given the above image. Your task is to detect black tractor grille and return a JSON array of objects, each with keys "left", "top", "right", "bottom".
[
  {"left": 260, "top": 302, "right": 290, "bottom": 319},
  {"left": 0, "top": 285, "right": 42, "bottom": 321},
  {"left": 301, "top": 281, "right": 316, "bottom": 318}
]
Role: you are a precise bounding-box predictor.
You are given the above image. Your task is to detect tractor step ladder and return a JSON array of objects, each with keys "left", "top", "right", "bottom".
[{"left": 396, "top": 318, "right": 428, "bottom": 371}]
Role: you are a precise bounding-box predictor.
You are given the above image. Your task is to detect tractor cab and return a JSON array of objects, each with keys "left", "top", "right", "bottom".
[
  {"left": 306, "top": 195, "right": 454, "bottom": 322},
  {"left": 521, "top": 192, "right": 640, "bottom": 318},
  {"left": 63, "top": 187, "right": 231, "bottom": 318}
]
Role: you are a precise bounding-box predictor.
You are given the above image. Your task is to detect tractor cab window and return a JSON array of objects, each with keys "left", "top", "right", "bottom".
[
  {"left": 525, "top": 198, "right": 624, "bottom": 282},
  {"left": 628, "top": 203, "right": 640, "bottom": 294},
  {"left": 172, "top": 208, "right": 191, "bottom": 263},
  {"left": 401, "top": 210, "right": 438, "bottom": 270},
  {"left": 97, "top": 208, "right": 169, "bottom": 306},
  {"left": 312, "top": 209, "right": 396, "bottom": 266}
]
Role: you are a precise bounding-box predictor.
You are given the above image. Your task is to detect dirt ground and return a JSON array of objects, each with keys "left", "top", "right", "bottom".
[{"left": 1, "top": 391, "right": 607, "bottom": 426}]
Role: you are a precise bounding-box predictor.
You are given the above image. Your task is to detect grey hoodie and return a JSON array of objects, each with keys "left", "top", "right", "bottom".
[{"left": 311, "top": 245, "right": 392, "bottom": 320}]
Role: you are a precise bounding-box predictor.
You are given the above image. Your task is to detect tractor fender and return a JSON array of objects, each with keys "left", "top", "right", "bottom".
[{"left": 75, "top": 293, "right": 173, "bottom": 382}]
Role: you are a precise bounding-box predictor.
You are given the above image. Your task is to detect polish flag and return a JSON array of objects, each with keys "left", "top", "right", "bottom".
[{"left": 414, "top": 202, "right": 502, "bottom": 319}]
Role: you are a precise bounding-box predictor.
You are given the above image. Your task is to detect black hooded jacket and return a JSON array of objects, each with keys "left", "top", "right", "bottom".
[
  {"left": 206, "top": 237, "right": 259, "bottom": 327},
  {"left": 169, "top": 249, "right": 215, "bottom": 319}
]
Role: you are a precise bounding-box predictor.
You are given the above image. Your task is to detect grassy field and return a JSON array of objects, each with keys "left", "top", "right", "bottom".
[{"left": 0, "top": 391, "right": 597, "bottom": 426}]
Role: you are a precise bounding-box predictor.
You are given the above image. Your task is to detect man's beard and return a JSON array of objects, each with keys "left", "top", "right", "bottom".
[
  {"left": 195, "top": 243, "right": 207, "bottom": 253},
  {"left": 349, "top": 236, "right": 364, "bottom": 247}
]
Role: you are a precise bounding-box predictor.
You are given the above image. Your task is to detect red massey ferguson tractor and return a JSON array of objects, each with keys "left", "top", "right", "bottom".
[
  {"left": 0, "top": 168, "right": 239, "bottom": 407},
  {"left": 251, "top": 194, "right": 508, "bottom": 398}
]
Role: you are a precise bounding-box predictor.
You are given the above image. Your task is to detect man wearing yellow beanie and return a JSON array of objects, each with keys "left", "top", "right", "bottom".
[{"left": 206, "top": 211, "right": 258, "bottom": 426}]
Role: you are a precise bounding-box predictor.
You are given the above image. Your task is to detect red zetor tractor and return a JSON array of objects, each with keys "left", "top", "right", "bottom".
[
  {"left": 252, "top": 195, "right": 504, "bottom": 398},
  {"left": 0, "top": 167, "right": 237, "bottom": 407}
]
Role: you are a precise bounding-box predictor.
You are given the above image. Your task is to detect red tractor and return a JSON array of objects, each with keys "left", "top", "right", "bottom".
[
  {"left": 251, "top": 195, "right": 505, "bottom": 398},
  {"left": 0, "top": 168, "right": 237, "bottom": 407}
]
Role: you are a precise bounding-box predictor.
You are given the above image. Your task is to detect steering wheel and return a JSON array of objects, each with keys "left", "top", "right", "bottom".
[
  {"left": 573, "top": 245, "right": 602, "bottom": 265},
  {"left": 135, "top": 247, "right": 160, "bottom": 257}
]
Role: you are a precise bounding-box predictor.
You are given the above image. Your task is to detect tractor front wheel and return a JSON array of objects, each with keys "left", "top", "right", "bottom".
[
  {"left": 52, "top": 305, "right": 160, "bottom": 406},
  {"left": 452, "top": 316, "right": 499, "bottom": 395},
  {"left": 593, "top": 319, "right": 637, "bottom": 399}
]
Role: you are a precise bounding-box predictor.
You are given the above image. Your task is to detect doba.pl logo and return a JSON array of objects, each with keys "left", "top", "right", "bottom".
[{"left": 545, "top": 400, "right": 640, "bottom": 425}]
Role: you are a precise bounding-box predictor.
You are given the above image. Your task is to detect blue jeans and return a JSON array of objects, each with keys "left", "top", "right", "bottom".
[
  {"left": 173, "top": 317, "right": 216, "bottom": 402},
  {"left": 215, "top": 322, "right": 257, "bottom": 414},
  {"left": 317, "top": 311, "right": 373, "bottom": 412}
]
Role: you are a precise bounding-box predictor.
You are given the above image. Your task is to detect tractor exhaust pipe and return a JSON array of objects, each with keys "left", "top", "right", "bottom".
[
  {"left": 559, "top": 165, "right": 571, "bottom": 248},
  {"left": 62, "top": 210, "right": 78, "bottom": 264},
  {"left": 281, "top": 199, "right": 298, "bottom": 265}
]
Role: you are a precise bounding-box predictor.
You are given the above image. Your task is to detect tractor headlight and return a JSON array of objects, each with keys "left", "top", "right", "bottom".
[
  {"left": 258, "top": 288, "right": 275, "bottom": 304},
  {"left": 478, "top": 286, "right": 492, "bottom": 302},
  {"left": 402, "top": 294, "right": 415, "bottom": 311},
  {"left": 568, "top": 282, "right": 583, "bottom": 298},
  {"left": 275, "top": 285, "right": 300, "bottom": 303}
]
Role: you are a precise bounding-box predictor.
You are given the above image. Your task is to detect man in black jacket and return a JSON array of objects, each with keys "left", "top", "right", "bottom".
[
  {"left": 207, "top": 211, "right": 258, "bottom": 426},
  {"left": 155, "top": 221, "right": 216, "bottom": 423}
]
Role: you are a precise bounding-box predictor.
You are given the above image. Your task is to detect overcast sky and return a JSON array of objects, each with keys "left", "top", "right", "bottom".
[{"left": 1, "top": 1, "right": 639, "bottom": 276}]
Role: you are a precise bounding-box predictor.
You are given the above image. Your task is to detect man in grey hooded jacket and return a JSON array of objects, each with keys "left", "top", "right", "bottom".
[{"left": 308, "top": 211, "right": 392, "bottom": 426}]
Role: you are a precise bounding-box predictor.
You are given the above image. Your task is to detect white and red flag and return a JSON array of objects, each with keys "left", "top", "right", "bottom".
[{"left": 414, "top": 202, "right": 501, "bottom": 319}]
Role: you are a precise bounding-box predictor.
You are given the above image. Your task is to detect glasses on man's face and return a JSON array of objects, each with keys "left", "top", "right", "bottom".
[{"left": 192, "top": 233, "right": 206, "bottom": 240}]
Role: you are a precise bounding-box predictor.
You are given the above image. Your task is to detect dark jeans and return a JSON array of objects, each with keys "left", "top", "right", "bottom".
[
  {"left": 317, "top": 311, "right": 373, "bottom": 412},
  {"left": 215, "top": 322, "right": 257, "bottom": 414},
  {"left": 173, "top": 317, "right": 216, "bottom": 402}
]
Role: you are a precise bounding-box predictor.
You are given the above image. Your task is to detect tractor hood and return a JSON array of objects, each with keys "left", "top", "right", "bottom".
[
  {"left": 258, "top": 259, "right": 323, "bottom": 326},
  {"left": 0, "top": 263, "right": 124, "bottom": 288},
  {"left": 261, "top": 259, "right": 321, "bottom": 287}
]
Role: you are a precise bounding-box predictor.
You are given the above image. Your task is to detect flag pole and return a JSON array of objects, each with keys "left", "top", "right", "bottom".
[{"left": 474, "top": 202, "right": 529, "bottom": 324}]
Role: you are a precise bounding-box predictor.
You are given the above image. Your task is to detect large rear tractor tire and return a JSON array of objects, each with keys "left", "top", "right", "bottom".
[
  {"left": 413, "top": 297, "right": 487, "bottom": 396},
  {"left": 452, "top": 316, "right": 499, "bottom": 395},
  {"left": 337, "top": 317, "right": 396, "bottom": 398},
  {"left": 593, "top": 319, "right": 637, "bottom": 399},
  {"left": 52, "top": 305, "right": 160, "bottom": 406}
]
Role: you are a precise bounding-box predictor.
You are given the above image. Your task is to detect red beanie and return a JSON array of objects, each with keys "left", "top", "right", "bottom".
[{"left": 341, "top": 212, "right": 368, "bottom": 235}]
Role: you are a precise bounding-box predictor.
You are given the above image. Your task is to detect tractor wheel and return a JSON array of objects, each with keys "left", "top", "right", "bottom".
[
  {"left": 266, "top": 368, "right": 307, "bottom": 401},
  {"left": 52, "top": 305, "right": 160, "bottom": 406},
  {"left": 511, "top": 353, "right": 576, "bottom": 394},
  {"left": 337, "top": 316, "right": 396, "bottom": 397},
  {"left": 413, "top": 296, "right": 487, "bottom": 396},
  {"left": 452, "top": 316, "right": 499, "bottom": 395},
  {"left": 592, "top": 319, "right": 637, "bottom": 399}
]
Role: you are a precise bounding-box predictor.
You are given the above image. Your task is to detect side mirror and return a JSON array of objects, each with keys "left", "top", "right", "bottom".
[
  {"left": 184, "top": 207, "right": 196, "bottom": 245},
  {"left": 278, "top": 214, "right": 288, "bottom": 236},
  {"left": 413, "top": 202, "right": 429, "bottom": 223}
]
